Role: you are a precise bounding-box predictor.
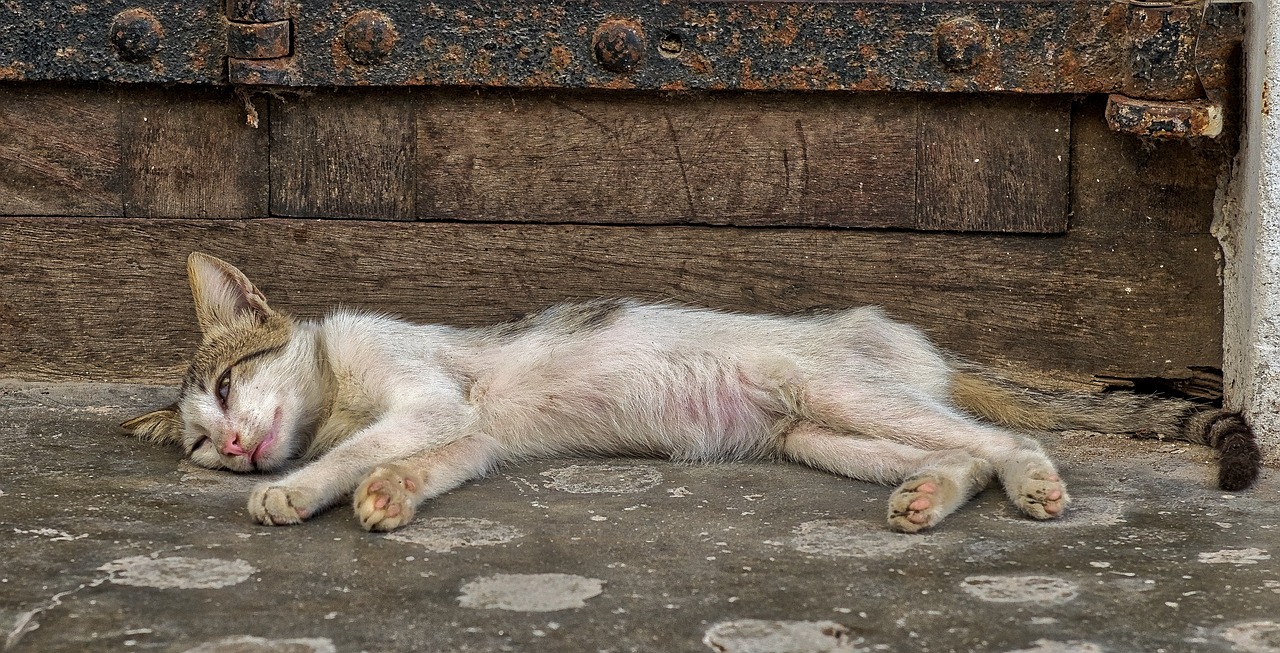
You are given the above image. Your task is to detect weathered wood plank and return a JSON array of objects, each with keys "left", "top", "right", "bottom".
[
  {"left": 270, "top": 90, "right": 417, "bottom": 220},
  {"left": 0, "top": 218, "right": 1221, "bottom": 387},
  {"left": 0, "top": 85, "right": 121, "bottom": 216},
  {"left": 416, "top": 91, "right": 918, "bottom": 228},
  {"left": 1070, "top": 96, "right": 1227, "bottom": 234},
  {"left": 122, "top": 87, "right": 269, "bottom": 219},
  {"left": 917, "top": 95, "right": 1071, "bottom": 233}
]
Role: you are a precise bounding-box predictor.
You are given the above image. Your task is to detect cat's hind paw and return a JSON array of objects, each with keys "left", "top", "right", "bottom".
[
  {"left": 1012, "top": 474, "right": 1070, "bottom": 520},
  {"left": 248, "top": 484, "right": 322, "bottom": 526},
  {"left": 888, "top": 475, "right": 956, "bottom": 534},
  {"left": 355, "top": 465, "right": 422, "bottom": 532}
]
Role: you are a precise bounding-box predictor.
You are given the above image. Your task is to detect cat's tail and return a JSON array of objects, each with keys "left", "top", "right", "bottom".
[{"left": 950, "top": 371, "right": 1262, "bottom": 491}]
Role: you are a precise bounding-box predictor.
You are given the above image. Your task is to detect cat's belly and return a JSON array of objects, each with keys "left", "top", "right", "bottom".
[{"left": 472, "top": 362, "right": 788, "bottom": 461}]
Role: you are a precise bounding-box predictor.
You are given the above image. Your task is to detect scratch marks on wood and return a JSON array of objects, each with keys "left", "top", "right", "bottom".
[{"left": 663, "top": 111, "right": 699, "bottom": 220}]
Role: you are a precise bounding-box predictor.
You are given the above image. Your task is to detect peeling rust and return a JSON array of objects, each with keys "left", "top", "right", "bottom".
[
  {"left": 227, "top": 0, "right": 287, "bottom": 23},
  {"left": 1105, "top": 94, "right": 1223, "bottom": 139},
  {"left": 935, "top": 18, "right": 989, "bottom": 73}
]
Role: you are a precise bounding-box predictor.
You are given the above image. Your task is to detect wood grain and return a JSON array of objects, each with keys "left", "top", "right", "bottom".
[
  {"left": 917, "top": 95, "right": 1071, "bottom": 233},
  {"left": 1070, "top": 95, "right": 1226, "bottom": 234},
  {"left": 0, "top": 218, "right": 1221, "bottom": 387},
  {"left": 270, "top": 90, "right": 417, "bottom": 220},
  {"left": 122, "top": 87, "right": 269, "bottom": 219},
  {"left": 416, "top": 91, "right": 918, "bottom": 228},
  {"left": 0, "top": 85, "right": 121, "bottom": 216}
]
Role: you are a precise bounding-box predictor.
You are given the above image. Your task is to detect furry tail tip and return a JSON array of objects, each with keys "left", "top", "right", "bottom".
[{"left": 1201, "top": 412, "right": 1263, "bottom": 492}]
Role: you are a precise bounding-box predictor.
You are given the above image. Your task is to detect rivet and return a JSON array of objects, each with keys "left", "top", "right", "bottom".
[
  {"left": 109, "top": 9, "right": 163, "bottom": 63},
  {"left": 592, "top": 19, "right": 646, "bottom": 74},
  {"left": 341, "top": 9, "right": 398, "bottom": 66},
  {"left": 935, "top": 18, "right": 989, "bottom": 73}
]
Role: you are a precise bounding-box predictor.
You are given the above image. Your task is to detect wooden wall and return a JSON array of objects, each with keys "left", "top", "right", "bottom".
[{"left": 0, "top": 84, "right": 1231, "bottom": 391}]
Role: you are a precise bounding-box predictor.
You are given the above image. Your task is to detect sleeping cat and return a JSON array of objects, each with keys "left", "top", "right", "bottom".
[{"left": 122, "top": 253, "right": 1261, "bottom": 533}]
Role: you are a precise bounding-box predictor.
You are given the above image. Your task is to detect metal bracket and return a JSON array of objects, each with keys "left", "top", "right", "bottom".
[
  {"left": 226, "top": 0, "right": 296, "bottom": 84},
  {"left": 1105, "top": 94, "right": 1223, "bottom": 138},
  {"left": 1104, "top": 2, "right": 1242, "bottom": 139}
]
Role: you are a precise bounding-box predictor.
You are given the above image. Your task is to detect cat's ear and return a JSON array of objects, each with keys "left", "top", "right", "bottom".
[
  {"left": 187, "top": 252, "right": 275, "bottom": 335},
  {"left": 120, "top": 404, "right": 183, "bottom": 446}
]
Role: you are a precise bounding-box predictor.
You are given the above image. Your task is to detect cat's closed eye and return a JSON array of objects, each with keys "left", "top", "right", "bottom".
[
  {"left": 216, "top": 369, "right": 232, "bottom": 408},
  {"left": 186, "top": 435, "right": 211, "bottom": 456}
]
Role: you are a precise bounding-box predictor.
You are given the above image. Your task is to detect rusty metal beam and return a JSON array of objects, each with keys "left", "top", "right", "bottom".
[
  {"left": 0, "top": 0, "right": 225, "bottom": 83},
  {"left": 288, "top": 0, "right": 1212, "bottom": 96},
  {"left": 0, "top": 0, "right": 1243, "bottom": 99}
]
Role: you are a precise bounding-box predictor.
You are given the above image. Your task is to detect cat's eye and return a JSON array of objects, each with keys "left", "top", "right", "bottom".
[
  {"left": 186, "top": 435, "right": 211, "bottom": 456},
  {"left": 216, "top": 369, "right": 232, "bottom": 408}
]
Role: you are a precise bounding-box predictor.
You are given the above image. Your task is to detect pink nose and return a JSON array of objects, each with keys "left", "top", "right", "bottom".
[{"left": 221, "top": 433, "right": 246, "bottom": 457}]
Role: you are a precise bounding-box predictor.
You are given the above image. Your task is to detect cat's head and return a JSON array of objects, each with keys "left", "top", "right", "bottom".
[{"left": 121, "top": 253, "right": 323, "bottom": 472}]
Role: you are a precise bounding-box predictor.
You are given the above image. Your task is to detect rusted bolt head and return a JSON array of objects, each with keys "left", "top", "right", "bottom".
[
  {"left": 341, "top": 9, "right": 398, "bottom": 66},
  {"left": 109, "top": 9, "right": 163, "bottom": 63},
  {"left": 593, "top": 19, "right": 646, "bottom": 74},
  {"left": 935, "top": 18, "right": 989, "bottom": 73}
]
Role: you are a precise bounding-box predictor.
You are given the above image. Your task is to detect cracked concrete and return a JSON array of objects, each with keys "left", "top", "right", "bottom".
[{"left": 1, "top": 382, "right": 1277, "bottom": 653}]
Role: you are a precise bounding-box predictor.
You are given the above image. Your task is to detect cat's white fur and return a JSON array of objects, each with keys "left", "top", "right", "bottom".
[{"left": 127, "top": 253, "right": 1074, "bottom": 533}]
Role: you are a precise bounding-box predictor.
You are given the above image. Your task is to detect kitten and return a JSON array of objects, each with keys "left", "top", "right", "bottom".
[{"left": 122, "top": 253, "right": 1261, "bottom": 533}]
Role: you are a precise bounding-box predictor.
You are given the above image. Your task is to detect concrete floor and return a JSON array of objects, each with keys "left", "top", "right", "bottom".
[{"left": 1, "top": 381, "right": 1278, "bottom": 653}]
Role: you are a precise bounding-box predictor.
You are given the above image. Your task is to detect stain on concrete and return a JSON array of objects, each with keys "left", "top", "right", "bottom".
[
  {"left": 457, "top": 573, "right": 605, "bottom": 612},
  {"left": 786, "top": 519, "right": 955, "bottom": 558},
  {"left": 1220, "top": 621, "right": 1280, "bottom": 653},
  {"left": 540, "top": 463, "right": 663, "bottom": 493},
  {"left": 1001, "top": 640, "right": 1104, "bottom": 653},
  {"left": 1197, "top": 548, "right": 1272, "bottom": 564},
  {"left": 12, "top": 527, "right": 87, "bottom": 542},
  {"left": 959, "top": 575, "right": 1079, "bottom": 604},
  {"left": 702, "top": 619, "right": 858, "bottom": 652},
  {"left": 182, "top": 636, "right": 338, "bottom": 653},
  {"left": 5, "top": 578, "right": 106, "bottom": 649},
  {"left": 385, "top": 517, "right": 524, "bottom": 552},
  {"left": 98, "top": 555, "right": 257, "bottom": 589}
]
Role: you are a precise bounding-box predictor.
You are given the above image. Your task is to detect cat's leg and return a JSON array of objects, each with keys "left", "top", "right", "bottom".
[
  {"left": 782, "top": 422, "right": 993, "bottom": 533},
  {"left": 797, "top": 382, "right": 1069, "bottom": 522},
  {"left": 984, "top": 446, "right": 1069, "bottom": 520},
  {"left": 249, "top": 413, "right": 464, "bottom": 526},
  {"left": 353, "top": 433, "right": 502, "bottom": 531}
]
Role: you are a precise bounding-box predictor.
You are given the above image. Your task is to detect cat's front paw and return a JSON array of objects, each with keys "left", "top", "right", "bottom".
[
  {"left": 248, "top": 484, "right": 323, "bottom": 526},
  {"left": 354, "top": 465, "right": 422, "bottom": 532}
]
